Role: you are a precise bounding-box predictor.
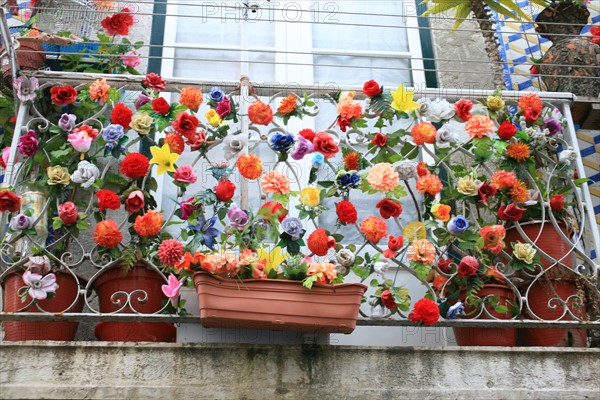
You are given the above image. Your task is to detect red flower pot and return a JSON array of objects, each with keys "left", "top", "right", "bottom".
[
  {"left": 93, "top": 265, "right": 176, "bottom": 342},
  {"left": 193, "top": 271, "right": 367, "bottom": 334},
  {"left": 2, "top": 270, "right": 84, "bottom": 341},
  {"left": 505, "top": 222, "right": 586, "bottom": 347},
  {"left": 453, "top": 284, "right": 517, "bottom": 347}
]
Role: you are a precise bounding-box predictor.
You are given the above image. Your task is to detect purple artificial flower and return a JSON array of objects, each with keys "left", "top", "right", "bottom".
[
  {"left": 58, "top": 113, "right": 77, "bottom": 132},
  {"left": 542, "top": 117, "right": 562, "bottom": 136},
  {"left": 135, "top": 93, "right": 151, "bottom": 110},
  {"left": 17, "top": 130, "right": 38, "bottom": 157},
  {"left": 227, "top": 205, "right": 249, "bottom": 230},
  {"left": 13, "top": 75, "right": 39, "bottom": 103},
  {"left": 209, "top": 87, "right": 225, "bottom": 102},
  {"left": 9, "top": 213, "right": 34, "bottom": 231},
  {"left": 22, "top": 271, "right": 58, "bottom": 300},
  {"left": 216, "top": 97, "right": 232, "bottom": 118},
  {"left": 102, "top": 124, "right": 125, "bottom": 150},
  {"left": 281, "top": 217, "right": 303, "bottom": 240},
  {"left": 290, "top": 135, "right": 314, "bottom": 161}
]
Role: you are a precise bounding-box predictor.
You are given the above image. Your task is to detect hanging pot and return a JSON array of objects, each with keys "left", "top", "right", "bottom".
[
  {"left": 2, "top": 270, "right": 84, "bottom": 341},
  {"left": 92, "top": 264, "right": 176, "bottom": 342}
]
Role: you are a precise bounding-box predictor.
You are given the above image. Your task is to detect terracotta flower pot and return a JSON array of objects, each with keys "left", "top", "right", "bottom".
[
  {"left": 93, "top": 264, "right": 176, "bottom": 342},
  {"left": 2, "top": 270, "right": 84, "bottom": 341},
  {"left": 505, "top": 222, "right": 586, "bottom": 347},
  {"left": 452, "top": 284, "right": 517, "bottom": 347},
  {"left": 193, "top": 271, "right": 367, "bottom": 334}
]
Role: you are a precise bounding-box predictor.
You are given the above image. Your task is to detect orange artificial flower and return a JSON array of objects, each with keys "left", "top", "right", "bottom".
[
  {"left": 509, "top": 180, "right": 529, "bottom": 203},
  {"left": 484, "top": 265, "right": 505, "bottom": 283},
  {"left": 260, "top": 170, "right": 291, "bottom": 195},
  {"left": 248, "top": 100, "right": 274, "bottom": 125},
  {"left": 411, "top": 122, "right": 437, "bottom": 145},
  {"left": 416, "top": 174, "right": 443, "bottom": 196},
  {"left": 236, "top": 154, "right": 263, "bottom": 180},
  {"left": 479, "top": 225, "right": 506, "bottom": 254},
  {"left": 490, "top": 170, "right": 517, "bottom": 190},
  {"left": 179, "top": 87, "right": 203, "bottom": 111},
  {"left": 277, "top": 94, "right": 298, "bottom": 116},
  {"left": 506, "top": 142, "right": 531, "bottom": 162},
  {"left": 307, "top": 228, "right": 332, "bottom": 256},
  {"left": 367, "top": 163, "right": 399, "bottom": 192},
  {"left": 93, "top": 220, "right": 123, "bottom": 248},
  {"left": 307, "top": 262, "right": 337, "bottom": 284},
  {"left": 344, "top": 152, "right": 360, "bottom": 171},
  {"left": 89, "top": 78, "right": 110, "bottom": 103},
  {"left": 175, "top": 251, "right": 204, "bottom": 271},
  {"left": 337, "top": 92, "right": 363, "bottom": 121},
  {"left": 359, "top": 216, "right": 388, "bottom": 243},
  {"left": 431, "top": 203, "right": 451, "bottom": 222},
  {"left": 517, "top": 93, "right": 542, "bottom": 113},
  {"left": 164, "top": 132, "right": 185, "bottom": 154},
  {"left": 432, "top": 274, "right": 448, "bottom": 292},
  {"left": 407, "top": 239, "right": 436, "bottom": 265},
  {"left": 465, "top": 114, "right": 494, "bottom": 138},
  {"left": 134, "top": 210, "right": 164, "bottom": 237}
]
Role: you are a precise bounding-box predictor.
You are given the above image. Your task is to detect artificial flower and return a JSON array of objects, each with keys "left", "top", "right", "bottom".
[
  {"left": 300, "top": 187, "right": 321, "bottom": 208},
  {"left": 96, "top": 189, "right": 121, "bottom": 211},
  {"left": 336, "top": 200, "right": 358, "bottom": 224},
  {"left": 120, "top": 152, "right": 150, "bottom": 179},
  {"left": 390, "top": 84, "right": 420, "bottom": 113},
  {"left": 372, "top": 133, "right": 387, "bottom": 147},
  {"left": 281, "top": 217, "right": 303, "bottom": 240},
  {"left": 363, "top": 80, "right": 382, "bottom": 97},
  {"left": 152, "top": 98, "right": 171, "bottom": 115},
  {"left": 47, "top": 166, "right": 70, "bottom": 186},
  {"left": 215, "top": 180, "right": 236, "bottom": 202},
  {"left": 260, "top": 201, "right": 287, "bottom": 222},
  {"left": 112, "top": 103, "right": 133, "bottom": 128},
  {"left": 173, "top": 165, "right": 197, "bottom": 184},
  {"left": 25, "top": 255, "right": 51, "bottom": 275},
  {"left": 409, "top": 298, "right": 440, "bottom": 325},
  {"left": 431, "top": 203, "right": 451, "bottom": 222},
  {"left": 498, "top": 203, "right": 525, "bottom": 221},
  {"left": 269, "top": 132, "right": 295, "bottom": 152},
  {"left": 550, "top": 194, "right": 565, "bottom": 212},
  {"left": 407, "top": 239, "right": 436, "bottom": 265},
  {"left": 465, "top": 115, "right": 494, "bottom": 138},
  {"left": 149, "top": 143, "right": 179, "bottom": 175},
  {"left": 22, "top": 271, "right": 58, "bottom": 300},
  {"left": 415, "top": 174, "right": 443, "bottom": 197},
  {"left": 143, "top": 73, "right": 167, "bottom": 92},
  {"left": 13, "top": 75, "right": 38, "bottom": 102},
  {"left": 457, "top": 176, "right": 479, "bottom": 196},
  {"left": 130, "top": 112, "right": 153, "bottom": 135},
  {"left": 513, "top": 242, "right": 537, "bottom": 264},
  {"left": 173, "top": 112, "right": 199, "bottom": 137},
  {"left": 17, "top": 130, "right": 38, "bottom": 157},
  {"left": 100, "top": 7, "right": 134, "bottom": 36},
  {"left": 447, "top": 215, "right": 469, "bottom": 235},
  {"left": 125, "top": 191, "right": 145, "bottom": 214},
  {"left": 67, "top": 130, "right": 93, "bottom": 153},
  {"left": 120, "top": 51, "right": 141, "bottom": 68},
  {"left": 236, "top": 154, "right": 263, "bottom": 180},
  {"left": 222, "top": 134, "right": 248, "bottom": 160},
  {"left": 367, "top": 163, "right": 399, "bottom": 192},
  {"left": 134, "top": 210, "right": 164, "bottom": 237},
  {"left": 497, "top": 120, "right": 517, "bottom": 140},
  {"left": 261, "top": 170, "right": 290, "bottom": 195},
  {"left": 454, "top": 99, "right": 473, "bottom": 121},
  {"left": 359, "top": 216, "right": 388, "bottom": 243},
  {"left": 506, "top": 142, "right": 531, "bottom": 162},
  {"left": 457, "top": 256, "right": 479, "bottom": 277},
  {"left": 58, "top": 202, "right": 78, "bottom": 225},
  {"left": 165, "top": 132, "right": 185, "bottom": 154},
  {"left": 313, "top": 131, "right": 339, "bottom": 159},
  {"left": 307, "top": 228, "right": 332, "bottom": 256},
  {"left": 9, "top": 213, "right": 33, "bottom": 230},
  {"left": 71, "top": 160, "right": 100, "bottom": 189},
  {"left": 411, "top": 122, "right": 437, "bottom": 145},
  {"left": 278, "top": 94, "right": 298, "bottom": 115},
  {"left": 179, "top": 87, "right": 203, "bottom": 111},
  {"left": 89, "top": 78, "right": 110, "bottom": 103},
  {"left": 290, "top": 135, "right": 314, "bottom": 160},
  {"left": 158, "top": 240, "right": 184, "bottom": 266},
  {"left": 376, "top": 198, "right": 403, "bottom": 219},
  {"left": 480, "top": 225, "right": 506, "bottom": 254},
  {"left": 248, "top": 100, "right": 274, "bottom": 125},
  {"left": 486, "top": 95, "right": 505, "bottom": 111},
  {"left": 161, "top": 274, "right": 185, "bottom": 306},
  {"left": 343, "top": 152, "right": 360, "bottom": 171},
  {"left": 93, "top": 220, "right": 123, "bottom": 248},
  {"left": 227, "top": 205, "right": 249, "bottom": 230},
  {"left": 50, "top": 85, "right": 77, "bottom": 105},
  {"left": 58, "top": 113, "right": 76, "bottom": 131},
  {"left": 216, "top": 97, "right": 232, "bottom": 118},
  {"left": 307, "top": 262, "right": 337, "bottom": 284},
  {"left": 490, "top": 170, "right": 517, "bottom": 190}
]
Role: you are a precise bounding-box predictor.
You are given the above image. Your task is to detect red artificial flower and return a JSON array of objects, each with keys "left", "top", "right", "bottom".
[
  {"left": 307, "top": 228, "right": 331, "bottom": 256},
  {"left": 477, "top": 180, "right": 497, "bottom": 206},
  {"left": 376, "top": 198, "right": 403, "bottom": 219},
  {"left": 454, "top": 99, "right": 473, "bottom": 121},
  {"left": 523, "top": 107, "right": 540, "bottom": 123},
  {"left": 416, "top": 161, "right": 429, "bottom": 178},
  {"left": 172, "top": 112, "right": 199, "bottom": 138},
  {"left": 120, "top": 152, "right": 150, "bottom": 179},
  {"left": 497, "top": 203, "right": 525, "bottom": 221},
  {"left": 100, "top": 8, "right": 134, "bottom": 36},
  {"left": 383, "top": 235, "right": 404, "bottom": 259},
  {"left": 96, "top": 189, "right": 121, "bottom": 212},
  {"left": 409, "top": 298, "right": 440, "bottom": 326},
  {"left": 371, "top": 132, "right": 387, "bottom": 147},
  {"left": 381, "top": 289, "right": 398, "bottom": 309},
  {"left": 125, "top": 191, "right": 145, "bottom": 214},
  {"left": 0, "top": 190, "right": 21, "bottom": 212},
  {"left": 111, "top": 103, "right": 133, "bottom": 128},
  {"left": 529, "top": 65, "right": 539, "bottom": 75},
  {"left": 50, "top": 85, "right": 77, "bottom": 105},
  {"left": 336, "top": 200, "right": 357, "bottom": 224},
  {"left": 164, "top": 132, "right": 185, "bottom": 155},
  {"left": 152, "top": 98, "right": 171, "bottom": 115},
  {"left": 215, "top": 180, "right": 236, "bottom": 202},
  {"left": 58, "top": 202, "right": 78, "bottom": 225},
  {"left": 134, "top": 210, "right": 163, "bottom": 237},
  {"left": 299, "top": 128, "right": 316, "bottom": 142},
  {"left": 550, "top": 194, "right": 565, "bottom": 212},
  {"left": 437, "top": 258, "right": 452, "bottom": 274},
  {"left": 497, "top": 120, "right": 517, "bottom": 141},
  {"left": 313, "top": 131, "right": 339, "bottom": 159},
  {"left": 363, "top": 80, "right": 382, "bottom": 97},
  {"left": 260, "top": 201, "right": 287, "bottom": 223},
  {"left": 143, "top": 73, "right": 167, "bottom": 92},
  {"left": 457, "top": 256, "right": 479, "bottom": 277}
]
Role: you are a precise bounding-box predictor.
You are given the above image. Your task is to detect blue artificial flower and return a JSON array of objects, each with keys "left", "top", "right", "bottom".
[
  {"left": 102, "top": 124, "right": 125, "bottom": 147},
  {"left": 195, "top": 215, "right": 221, "bottom": 250},
  {"left": 311, "top": 152, "right": 325, "bottom": 167},
  {"left": 269, "top": 132, "right": 295, "bottom": 152},
  {"left": 209, "top": 87, "right": 225, "bottom": 102},
  {"left": 446, "top": 301, "right": 465, "bottom": 319},
  {"left": 281, "top": 217, "right": 303, "bottom": 240},
  {"left": 447, "top": 215, "right": 469, "bottom": 235},
  {"left": 336, "top": 171, "right": 361, "bottom": 189}
]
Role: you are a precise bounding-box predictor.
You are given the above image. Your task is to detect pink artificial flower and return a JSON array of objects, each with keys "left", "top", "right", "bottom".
[
  {"left": 161, "top": 273, "right": 185, "bottom": 306},
  {"left": 1, "top": 146, "right": 11, "bottom": 169},
  {"left": 120, "top": 51, "right": 141, "bottom": 68},
  {"left": 22, "top": 271, "right": 58, "bottom": 300},
  {"left": 173, "top": 164, "right": 198, "bottom": 184},
  {"left": 67, "top": 130, "right": 93, "bottom": 153}
]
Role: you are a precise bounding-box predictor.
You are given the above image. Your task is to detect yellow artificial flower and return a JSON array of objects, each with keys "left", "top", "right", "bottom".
[
  {"left": 300, "top": 187, "right": 321, "bottom": 208},
  {"left": 205, "top": 109, "right": 222, "bottom": 127},
  {"left": 457, "top": 176, "right": 479, "bottom": 196},
  {"left": 390, "top": 84, "right": 420, "bottom": 113},
  {"left": 256, "top": 246, "right": 288, "bottom": 274},
  {"left": 403, "top": 221, "right": 427, "bottom": 242},
  {"left": 47, "top": 166, "right": 71, "bottom": 185},
  {"left": 149, "top": 143, "right": 179, "bottom": 175}
]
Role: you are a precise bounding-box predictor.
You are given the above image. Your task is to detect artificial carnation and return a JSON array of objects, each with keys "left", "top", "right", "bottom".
[
  {"left": 261, "top": 170, "right": 291, "bottom": 195},
  {"left": 134, "top": 210, "right": 164, "bottom": 236},
  {"left": 93, "top": 220, "right": 123, "bottom": 248},
  {"left": 336, "top": 200, "right": 358, "bottom": 224},
  {"left": 415, "top": 174, "right": 443, "bottom": 197},
  {"left": 307, "top": 228, "right": 332, "bottom": 256},
  {"left": 96, "top": 189, "right": 121, "bottom": 211},
  {"left": 367, "top": 163, "right": 399, "bottom": 192},
  {"left": 236, "top": 154, "right": 263, "bottom": 180},
  {"left": 409, "top": 298, "right": 440, "bottom": 325},
  {"left": 359, "top": 216, "right": 388, "bottom": 243},
  {"left": 120, "top": 152, "right": 150, "bottom": 179}
]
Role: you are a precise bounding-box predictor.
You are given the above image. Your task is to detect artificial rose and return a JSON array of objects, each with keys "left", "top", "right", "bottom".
[
  {"left": 100, "top": 8, "right": 134, "bottom": 36},
  {"left": 172, "top": 112, "right": 199, "bottom": 138},
  {"left": 431, "top": 203, "right": 451, "bottom": 222},
  {"left": 438, "top": 258, "right": 452, "bottom": 274},
  {"left": 9, "top": 213, "right": 33, "bottom": 230},
  {"left": 58, "top": 202, "right": 78, "bottom": 225},
  {"left": 269, "top": 132, "right": 295, "bottom": 152},
  {"left": 457, "top": 176, "right": 479, "bottom": 196},
  {"left": 180, "top": 197, "right": 199, "bottom": 220},
  {"left": 409, "top": 298, "right": 440, "bottom": 326},
  {"left": 125, "top": 190, "right": 145, "bottom": 214},
  {"left": 498, "top": 203, "right": 525, "bottom": 221},
  {"left": 372, "top": 133, "right": 387, "bottom": 147},
  {"left": 486, "top": 95, "right": 505, "bottom": 111},
  {"left": 0, "top": 147, "right": 9, "bottom": 169},
  {"left": 513, "top": 242, "right": 536, "bottom": 264},
  {"left": 336, "top": 200, "right": 358, "bottom": 224},
  {"left": 290, "top": 135, "right": 314, "bottom": 161},
  {"left": 447, "top": 215, "right": 469, "bottom": 235},
  {"left": 381, "top": 289, "right": 398, "bottom": 310},
  {"left": 454, "top": 99, "right": 473, "bottom": 121},
  {"left": 498, "top": 120, "right": 517, "bottom": 140},
  {"left": 152, "top": 98, "right": 171, "bottom": 115},
  {"left": 227, "top": 206, "right": 249, "bottom": 230},
  {"left": 120, "top": 51, "right": 141, "bottom": 68},
  {"left": 336, "top": 249, "right": 355, "bottom": 267},
  {"left": 363, "top": 80, "right": 382, "bottom": 97},
  {"left": 216, "top": 97, "right": 232, "bottom": 118},
  {"left": 300, "top": 187, "right": 321, "bottom": 208},
  {"left": 248, "top": 100, "right": 274, "bottom": 125},
  {"left": 523, "top": 107, "right": 540, "bottom": 123},
  {"left": 260, "top": 201, "right": 287, "bottom": 223},
  {"left": 47, "top": 166, "right": 70, "bottom": 186},
  {"left": 17, "top": 130, "right": 38, "bottom": 157},
  {"left": 477, "top": 180, "right": 497, "bottom": 206},
  {"left": 222, "top": 134, "right": 248, "bottom": 160},
  {"left": 143, "top": 73, "right": 167, "bottom": 92},
  {"left": 67, "top": 130, "right": 93, "bottom": 153},
  {"left": 205, "top": 109, "right": 222, "bottom": 127},
  {"left": 215, "top": 180, "right": 236, "bottom": 202},
  {"left": 174, "top": 165, "right": 198, "bottom": 184},
  {"left": 130, "top": 112, "right": 153, "bottom": 135},
  {"left": 58, "top": 113, "right": 77, "bottom": 131},
  {"left": 71, "top": 160, "right": 100, "bottom": 189},
  {"left": 25, "top": 255, "right": 51, "bottom": 275},
  {"left": 376, "top": 198, "right": 403, "bottom": 219},
  {"left": 209, "top": 87, "right": 225, "bottom": 102},
  {"left": 50, "top": 85, "right": 77, "bottom": 105},
  {"left": 312, "top": 131, "right": 339, "bottom": 159},
  {"left": 480, "top": 225, "right": 506, "bottom": 254},
  {"left": 457, "top": 256, "right": 479, "bottom": 277},
  {"left": 281, "top": 217, "right": 303, "bottom": 240},
  {"left": 549, "top": 194, "right": 565, "bottom": 212}
]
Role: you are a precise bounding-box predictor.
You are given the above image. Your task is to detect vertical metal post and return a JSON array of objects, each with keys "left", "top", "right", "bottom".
[
  {"left": 4, "top": 102, "right": 28, "bottom": 186},
  {"left": 239, "top": 75, "right": 250, "bottom": 211}
]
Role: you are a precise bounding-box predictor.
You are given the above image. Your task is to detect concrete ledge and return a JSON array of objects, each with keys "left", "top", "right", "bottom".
[{"left": 1, "top": 342, "right": 599, "bottom": 399}]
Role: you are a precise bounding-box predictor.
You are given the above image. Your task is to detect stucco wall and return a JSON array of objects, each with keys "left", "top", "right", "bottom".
[{"left": 1, "top": 342, "right": 598, "bottom": 399}]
